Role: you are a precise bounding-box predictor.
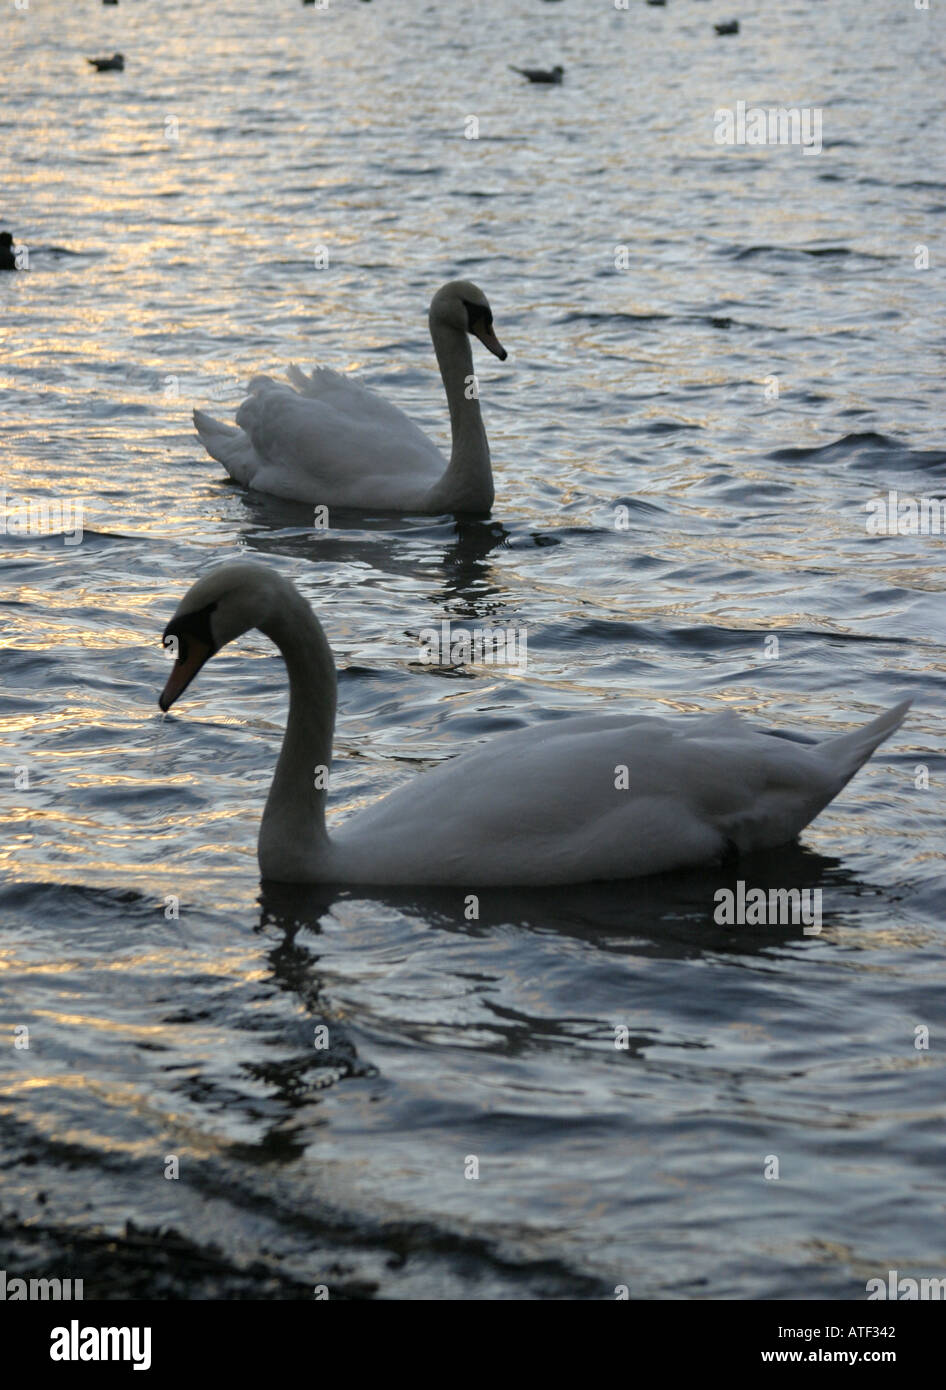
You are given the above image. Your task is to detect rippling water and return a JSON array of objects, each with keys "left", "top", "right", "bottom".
[{"left": 1, "top": 0, "right": 944, "bottom": 1299}]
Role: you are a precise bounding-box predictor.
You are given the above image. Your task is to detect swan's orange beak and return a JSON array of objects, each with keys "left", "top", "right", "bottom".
[
  {"left": 159, "top": 636, "right": 213, "bottom": 712},
  {"left": 471, "top": 322, "right": 508, "bottom": 361}
]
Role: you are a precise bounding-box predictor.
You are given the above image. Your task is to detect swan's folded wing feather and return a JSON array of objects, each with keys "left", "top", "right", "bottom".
[
  {"left": 328, "top": 710, "right": 866, "bottom": 885},
  {"left": 231, "top": 374, "right": 445, "bottom": 506},
  {"left": 283, "top": 365, "right": 441, "bottom": 452}
]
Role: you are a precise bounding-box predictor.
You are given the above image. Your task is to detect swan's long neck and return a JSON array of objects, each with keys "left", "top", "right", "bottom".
[
  {"left": 257, "top": 591, "right": 337, "bottom": 880},
  {"left": 426, "top": 318, "right": 494, "bottom": 513}
]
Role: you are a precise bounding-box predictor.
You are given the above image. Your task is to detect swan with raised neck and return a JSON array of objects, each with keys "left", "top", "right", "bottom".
[{"left": 192, "top": 280, "right": 508, "bottom": 515}]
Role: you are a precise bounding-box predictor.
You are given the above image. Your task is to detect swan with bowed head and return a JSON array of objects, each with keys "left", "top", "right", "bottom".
[
  {"left": 193, "top": 281, "right": 507, "bottom": 513},
  {"left": 159, "top": 563, "right": 911, "bottom": 886}
]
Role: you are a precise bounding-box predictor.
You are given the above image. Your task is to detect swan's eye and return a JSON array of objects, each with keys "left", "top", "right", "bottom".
[
  {"left": 463, "top": 299, "right": 492, "bottom": 333},
  {"left": 162, "top": 601, "right": 219, "bottom": 665}
]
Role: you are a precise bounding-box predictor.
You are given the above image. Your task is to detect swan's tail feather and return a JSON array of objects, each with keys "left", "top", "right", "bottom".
[
  {"left": 821, "top": 697, "right": 912, "bottom": 790},
  {"left": 193, "top": 408, "right": 258, "bottom": 486},
  {"left": 287, "top": 364, "right": 314, "bottom": 394},
  {"left": 286, "top": 365, "right": 343, "bottom": 398}
]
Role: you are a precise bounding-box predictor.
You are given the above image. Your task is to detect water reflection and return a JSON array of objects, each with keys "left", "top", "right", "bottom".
[
  {"left": 258, "top": 841, "right": 871, "bottom": 965},
  {"left": 238, "top": 491, "right": 512, "bottom": 615}
]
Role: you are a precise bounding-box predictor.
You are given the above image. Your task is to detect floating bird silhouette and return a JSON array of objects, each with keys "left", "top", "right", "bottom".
[
  {"left": 0, "top": 231, "right": 18, "bottom": 271},
  {"left": 87, "top": 53, "right": 125, "bottom": 72},
  {"left": 510, "top": 64, "right": 564, "bottom": 84},
  {"left": 714, "top": 20, "right": 740, "bottom": 35}
]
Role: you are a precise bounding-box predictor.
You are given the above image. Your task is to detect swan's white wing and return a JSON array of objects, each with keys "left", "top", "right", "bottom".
[
  {"left": 326, "top": 707, "right": 905, "bottom": 886},
  {"left": 196, "top": 370, "right": 446, "bottom": 510},
  {"left": 285, "top": 365, "right": 436, "bottom": 449}
]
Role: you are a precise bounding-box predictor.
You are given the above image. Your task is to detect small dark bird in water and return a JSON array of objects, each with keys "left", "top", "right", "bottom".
[
  {"left": 103, "top": 0, "right": 118, "bottom": 7},
  {"left": 0, "top": 231, "right": 18, "bottom": 271},
  {"left": 646, "top": 0, "right": 667, "bottom": 6},
  {"left": 87, "top": 53, "right": 125, "bottom": 72},
  {"left": 714, "top": 20, "right": 740, "bottom": 35},
  {"left": 510, "top": 64, "right": 564, "bottom": 85}
]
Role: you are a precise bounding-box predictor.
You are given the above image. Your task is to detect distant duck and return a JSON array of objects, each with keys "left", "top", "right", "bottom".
[
  {"left": 714, "top": 20, "right": 740, "bottom": 35},
  {"left": 87, "top": 53, "right": 125, "bottom": 72},
  {"left": 102, "top": 0, "right": 118, "bottom": 7},
  {"left": 646, "top": 0, "right": 667, "bottom": 6},
  {"left": 510, "top": 64, "right": 564, "bottom": 85},
  {"left": 0, "top": 231, "right": 18, "bottom": 271}
]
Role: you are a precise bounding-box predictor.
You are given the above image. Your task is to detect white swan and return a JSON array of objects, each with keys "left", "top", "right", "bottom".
[
  {"left": 158, "top": 563, "right": 912, "bottom": 887},
  {"left": 192, "top": 280, "right": 507, "bottom": 513}
]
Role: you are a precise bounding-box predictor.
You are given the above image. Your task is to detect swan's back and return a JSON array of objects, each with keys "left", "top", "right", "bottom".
[
  {"left": 282, "top": 366, "right": 443, "bottom": 462},
  {"left": 196, "top": 368, "right": 445, "bottom": 508},
  {"left": 324, "top": 704, "right": 909, "bottom": 886}
]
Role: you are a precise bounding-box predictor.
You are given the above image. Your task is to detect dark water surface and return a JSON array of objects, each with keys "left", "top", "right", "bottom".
[{"left": 1, "top": 0, "right": 944, "bottom": 1298}]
